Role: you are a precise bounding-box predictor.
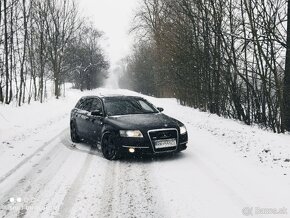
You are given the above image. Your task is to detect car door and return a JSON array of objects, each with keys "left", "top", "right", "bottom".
[
  {"left": 76, "top": 98, "right": 93, "bottom": 138},
  {"left": 72, "top": 98, "right": 85, "bottom": 128},
  {"left": 86, "top": 98, "right": 104, "bottom": 143}
]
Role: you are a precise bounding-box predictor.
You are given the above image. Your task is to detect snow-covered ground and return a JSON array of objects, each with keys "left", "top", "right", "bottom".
[{"left": 0, "top": 87, "right": 289, "bottom": 218}]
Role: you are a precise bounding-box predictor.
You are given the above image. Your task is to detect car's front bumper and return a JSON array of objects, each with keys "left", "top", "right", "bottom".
[
  {"left": 116, "top": 131, "right": 188, "bottom": 156},
  {"left": 118, "top": 144, "right": 187, "bottom": 156}
]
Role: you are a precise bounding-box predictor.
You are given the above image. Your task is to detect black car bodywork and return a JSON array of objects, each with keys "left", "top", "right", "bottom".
[{"left": 70, "top": 95, "right": 188, "bottom": 160}]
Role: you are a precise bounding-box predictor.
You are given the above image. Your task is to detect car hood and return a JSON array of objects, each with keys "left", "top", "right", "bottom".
[{"left": 104, "top": 113, "right": 181, "bottom": 130}]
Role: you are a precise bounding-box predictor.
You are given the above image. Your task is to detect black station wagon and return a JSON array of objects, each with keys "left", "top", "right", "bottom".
[{"left": 70, "top": 95, "right": 188, "bottom": 160}]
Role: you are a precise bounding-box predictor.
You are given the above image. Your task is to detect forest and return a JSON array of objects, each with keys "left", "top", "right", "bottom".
[
  {"left": 120, "top": 0, "right": 290, "bottom": 133},
  {"left": 1, "top": 0, "right": 290, "bottom": 133},
  {"left": 0, "top": 0, "right": 108, "bottom": 106}
]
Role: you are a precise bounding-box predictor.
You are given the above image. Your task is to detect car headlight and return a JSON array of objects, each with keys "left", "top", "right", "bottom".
[
  {"left": 119, "top": 130, "right": 143, "bottom": 138},
  {"left": 180, "top": 125, "right": 187, "bottom": 134}
]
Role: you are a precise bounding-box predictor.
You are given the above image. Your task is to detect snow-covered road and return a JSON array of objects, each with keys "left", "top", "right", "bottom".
[{"left": 0, "top": 88, "right": 289, "bottom": 218}]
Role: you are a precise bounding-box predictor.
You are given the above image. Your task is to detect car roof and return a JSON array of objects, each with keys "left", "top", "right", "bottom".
[{"left": 80, "top": 94, "right": 143, "bottom": 101}]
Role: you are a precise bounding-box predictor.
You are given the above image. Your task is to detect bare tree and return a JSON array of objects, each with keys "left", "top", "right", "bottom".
[
  {"left": 126, "top": 0, "right": 288, "bottom": 133},
  {"left": 0, "top": 0, "right": 106, "bottom": 105}
]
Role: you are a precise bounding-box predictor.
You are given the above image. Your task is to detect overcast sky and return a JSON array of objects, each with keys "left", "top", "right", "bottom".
[{"left": 78, "top": 0, "right": 139, "bottom": 69}]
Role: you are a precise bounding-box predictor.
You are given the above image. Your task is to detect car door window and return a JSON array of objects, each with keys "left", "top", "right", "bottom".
[
  {"left": 75, "top": 98, "right": 85, "bottom": 109},
  {"left": 90, "top": 98, "right": 103, "bottom": 112},
  {"left": 79, "top": 99, "right": 93, "bottom": 112}
]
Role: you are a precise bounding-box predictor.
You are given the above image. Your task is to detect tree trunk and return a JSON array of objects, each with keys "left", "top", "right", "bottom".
[
  {"left": 4, "top": 0, "right": 9, "bottom": 104},
  {"left": 284, "top": 1, "right": 290, "bottom": 132},
  {"left": 18, "top": 0, "right": 28, "bottom": 106}
]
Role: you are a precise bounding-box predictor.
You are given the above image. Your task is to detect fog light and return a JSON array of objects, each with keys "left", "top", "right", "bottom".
[{"left": 129, "top": 148, "right": 135, "bottom": 153}]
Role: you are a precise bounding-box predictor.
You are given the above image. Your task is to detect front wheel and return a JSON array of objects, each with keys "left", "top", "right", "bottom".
[{"left": 101, "top": 134, "right": 119, "bottom": 160}]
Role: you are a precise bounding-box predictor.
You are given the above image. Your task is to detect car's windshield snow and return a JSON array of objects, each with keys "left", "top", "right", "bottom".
[{"left": 104, "top": 98, "right": 158, "bottom": 116}]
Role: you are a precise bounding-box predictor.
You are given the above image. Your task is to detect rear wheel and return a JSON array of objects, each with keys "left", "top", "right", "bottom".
[
  {"left": 70, "top": 121, "right": 80, "bottom": 143},
  {"left": 101, "top": 134, "right": 119, "bottom": 160}
]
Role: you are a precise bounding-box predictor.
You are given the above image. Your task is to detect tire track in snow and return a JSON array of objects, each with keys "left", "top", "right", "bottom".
[
  {"left": 0, "top": 128, "right": 67, "bottom": 185},
  {"left": 0, "top": 138, "right": 74, "bottom": 218},
  {"left": 0, "top": 130, "right": 94, "bottom": 218},
  {"left": 56, "top": 147, "right": 96, "bottom": 217},
  {"left": 98, "top": 161, "right": 118, "bottom": 217},
  {"left": 98, "top": 159, "right": 164, "bottom": 218}
]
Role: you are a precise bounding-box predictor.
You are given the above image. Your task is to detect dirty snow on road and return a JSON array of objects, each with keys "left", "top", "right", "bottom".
[{"left": 0, "top": 87, "right": 289, "bottom": 218}]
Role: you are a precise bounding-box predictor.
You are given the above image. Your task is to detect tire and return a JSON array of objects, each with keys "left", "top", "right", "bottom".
[
  {"left": 101, "top": 133, "right": 119, "bottom": 160},
  {"left": 70, "top": 121, "right": 81, "bottom": 143}
]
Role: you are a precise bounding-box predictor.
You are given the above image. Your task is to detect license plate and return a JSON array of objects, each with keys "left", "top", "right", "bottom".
[{"left": 154, "top": 139, "right": 176, "bottom": 149}]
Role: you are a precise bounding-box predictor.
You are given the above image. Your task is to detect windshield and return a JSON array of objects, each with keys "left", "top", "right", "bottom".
[{"left": 104, "top": 98, "right": 158, "bottom": 116}]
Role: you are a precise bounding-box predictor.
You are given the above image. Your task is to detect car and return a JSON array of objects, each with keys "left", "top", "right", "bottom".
[{"left": 70, "top": 95, "right": 188, "bottom": 160}]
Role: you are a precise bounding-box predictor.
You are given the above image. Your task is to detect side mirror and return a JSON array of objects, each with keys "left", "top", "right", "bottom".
[
  {"left": 157, "top": 107, "right": 164, "bottom": 112},
  {"left": 91, "top": 109, "right": 103, "bottom": 116}
]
